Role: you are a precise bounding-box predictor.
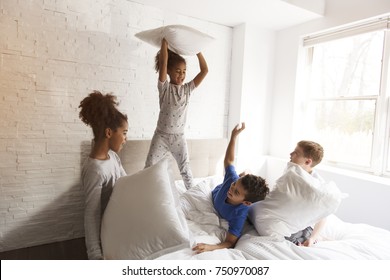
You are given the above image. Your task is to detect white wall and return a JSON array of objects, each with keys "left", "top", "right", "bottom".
[
  {"left": 229, "top": 24, "right": 275, "bottom": 172},
  {"left": 317, "top": 165, "right": 390, "bottom": 231},
  {"left": 267, "top": 0, "right": 390, "bottom": 229},
  {"left": 0, "top": 0, "right": 232, "bottom": 251}
]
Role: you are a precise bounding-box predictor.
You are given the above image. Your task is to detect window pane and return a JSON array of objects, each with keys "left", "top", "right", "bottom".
[
  {"left": 309, "top": 31, "right": 384, "bottom": 98},
  {"left": 304, "top": 100, "right": 376, "bottom": 167}
]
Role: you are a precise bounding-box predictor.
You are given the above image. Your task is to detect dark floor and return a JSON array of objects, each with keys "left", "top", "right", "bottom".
[{"left": 0, "top": 237, "right": 88, "bottom": 260}]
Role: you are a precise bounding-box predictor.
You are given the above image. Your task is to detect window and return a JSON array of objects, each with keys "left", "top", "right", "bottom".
[{"left": 296, "top": 16, "right": 390, "bottom": 176}]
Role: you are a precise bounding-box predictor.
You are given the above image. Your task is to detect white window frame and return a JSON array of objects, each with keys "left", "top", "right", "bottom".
[{"left": 296, "top": 15, "right": 390, "bottom": 177}]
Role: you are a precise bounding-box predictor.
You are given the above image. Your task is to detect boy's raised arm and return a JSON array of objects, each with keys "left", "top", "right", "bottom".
[{"left": 224, "top": 122, "right": 245, "bottom": 168}]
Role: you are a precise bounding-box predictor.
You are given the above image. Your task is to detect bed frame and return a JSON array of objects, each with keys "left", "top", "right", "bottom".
[{"left": 118, "top": 139, "right": 228, "bottom": 179}]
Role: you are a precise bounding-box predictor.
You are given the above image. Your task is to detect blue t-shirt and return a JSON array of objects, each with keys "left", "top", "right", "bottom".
[{"left": 212, "top": 165, "right": 249, "bottom": 237}]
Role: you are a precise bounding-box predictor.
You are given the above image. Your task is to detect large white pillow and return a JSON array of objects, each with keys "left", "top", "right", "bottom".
[
  {"left": 101, "top": 157, "right": 189, "bottom": 259},
  {"left": 134, "top": 24, "right": 214, "bottom": 55},
  {"left": 248, "top": 162, "right": 347, "bottom": 238}
]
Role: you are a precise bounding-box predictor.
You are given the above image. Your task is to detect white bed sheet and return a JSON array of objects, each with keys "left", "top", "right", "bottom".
[{"left": 158, "top": 176, "right": 390, "bottom": 260}]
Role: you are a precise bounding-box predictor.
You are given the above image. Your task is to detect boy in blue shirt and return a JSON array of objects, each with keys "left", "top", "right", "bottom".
[{"left": 193, "top": 123, "right": 269, "bottom": 254}]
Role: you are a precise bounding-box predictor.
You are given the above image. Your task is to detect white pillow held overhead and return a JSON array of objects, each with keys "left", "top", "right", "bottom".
[
  {"left": 135, "top": 24, "right": 214, "bottom": 55},
  {"left": 101, "top": 156, "right": 189, "bottom": 260}
]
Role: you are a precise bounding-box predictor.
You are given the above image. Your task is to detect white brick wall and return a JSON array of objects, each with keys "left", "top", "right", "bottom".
[{"left": 0, "top": 0, "right": 232, "bottom": 251}]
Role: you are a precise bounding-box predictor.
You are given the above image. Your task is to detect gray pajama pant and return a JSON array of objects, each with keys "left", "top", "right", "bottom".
[{"left": 145, "top": 130, "right": 193, "bottom": 189}]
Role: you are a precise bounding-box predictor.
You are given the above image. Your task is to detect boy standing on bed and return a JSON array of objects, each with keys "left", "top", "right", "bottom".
[{"left": 193, "top": 123, "right": 269, "bottom": 254}]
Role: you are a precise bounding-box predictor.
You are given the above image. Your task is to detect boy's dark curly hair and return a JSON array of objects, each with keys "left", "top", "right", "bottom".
[
  {"left": 241, "top": 174, "right": 269, "bottom": 203},
  {"left": 154, "top": 49, "right": 186, "bottom": 72},
  {"left": 79, "top": 90, "right": 128, "bottom": 141}
]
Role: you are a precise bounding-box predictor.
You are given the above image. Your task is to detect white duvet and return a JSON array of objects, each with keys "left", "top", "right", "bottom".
[{"left": 158, "top": 176, "right": 390, "bottom": 260}]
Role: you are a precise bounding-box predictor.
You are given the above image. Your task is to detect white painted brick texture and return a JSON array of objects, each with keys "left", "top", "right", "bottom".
[{"left": 0, "top": 0, "right": 232, "bottom": 251}]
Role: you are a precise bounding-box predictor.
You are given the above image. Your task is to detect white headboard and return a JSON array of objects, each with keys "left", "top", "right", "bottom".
[{"left": 118, "top": 139, "right": 228, "bottom": 179}]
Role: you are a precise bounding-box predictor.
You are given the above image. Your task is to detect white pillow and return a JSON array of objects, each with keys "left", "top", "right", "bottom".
[
  {"left": 248, "top": 162, "right": 347, "bottom": 238},
  {"left": 101, "top": 157, "right": 189, "bottom": 259},
  {"left": 180, "top": 177, "right": 220, "bottom": 225},
  {"left": 134, "top": 24, "right": 214, "bottom": 55}
]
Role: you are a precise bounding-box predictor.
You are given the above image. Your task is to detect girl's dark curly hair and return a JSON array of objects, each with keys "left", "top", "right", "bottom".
[
  {"left": 79, "top": 90, "right": 128, "bottom": 141},
  {"left": 241, "top": 174, "right": 269, "bottom": 203},
  {"left": 154, "top": 49, "right": 186, "bottom": 72}
]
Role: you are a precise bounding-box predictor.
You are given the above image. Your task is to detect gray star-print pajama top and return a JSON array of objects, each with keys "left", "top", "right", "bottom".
[{"left": 145, "top": 79, "right": 196, "bottom": 189}]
